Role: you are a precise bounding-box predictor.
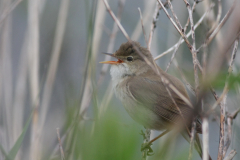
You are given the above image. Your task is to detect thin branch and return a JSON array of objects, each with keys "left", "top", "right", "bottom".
[
  {"left": 99, "top": 82, "right": 114, "bottom": 117},
  {"left": 131, "top": 1, "right": 156, "bottom": 41},
  {"left": 216, "top": 0, "right": 222, "bottom": 24},
  {"left": 183, "top": 0, "right": 197, "bottom": 34},
  {"left": 223, "top": 150, "right": 237, "bottom": 160},
  {"left": 216, "top": 35, "right": 239, "bottom": 160},
  {"left": 98, "top": 0, "right": 125, "bottom": 86},
  {"left": 223, "top": 108, "right": 240, "bottom": 157},
  {"left": 173, "top": 60, "right": 196, "bottom": 96},
  {"left": 209, "top": 35, "right": 240, "bottom": 112},
  {"left": 149, "top": 130, "right": 169, "bottom": 144},
  {"left": 165, "top": 37, "right": 181, "bottom": 72},
  {"left": 157, "top": 0, "right": 204, "bottom": 72},
  {"left": 183, "top": 17, "right": 190, "bottom": 34},
  {"left": 138, "top": 8, "right": 148, "bottom": 47},
  {"left": 229, "top": 108, "right": 240, "bottom": 119},
  {"left": 205, "top": 0, "right": 236, "bottom": 46},
  {"left": 206, "top": 0, "right": 222, "bottom": 39},
  {"left": 102, "top": 0, "right": 130, "bottom": 40},
  {"left": 167, "top": 0, "right": 183, "bottom": 31},
  {"left": 56, "top": 128, "right": 65, "bottom": 160},
  {"left": 183, "top": 0, "right": 199, "bottom": 98},
  {"left": 80, "top": 0, "right": 113, "bottom": 118},
  {"left": 148, "top": 2, "right": 160, "bottom": 50},
  {"left": 163, "top": 76, "right": 193, "bottom": 108},
  {"left": 154, "top": 3, "right": 214, "bottom": 60},
  {"left": 156, "top": 0, "right": 193, "bottom": 51},
  {"left": 148, "top": 1, "right": 169, "bottom": 50},
  {"left": 223, "top": 115, "right": 232, "bottom": 158},
  {"left": 162, "top": 77, "right": 191, "bottom": 134},
  {"left": 165, "top": 0, "right": 200, "bottom": 73},
  {"left": 39, "top": 0, "right": 70, "bottom": 136}
]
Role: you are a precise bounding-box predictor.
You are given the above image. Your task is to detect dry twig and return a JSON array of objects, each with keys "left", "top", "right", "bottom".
[
  {"left": 209, "top": 35, "right": 239, "bottom": 112},
  {"left": 148, "top": 1, "right": 169, "bottom": 50},
  {"left": 138, "top": 8, "right": 148, "bottom": 47},
  {"left": 223, "top": 150, "right": 237, "bottom": 160},
  {"left": 173, "top": 60, "right": 196, "bottom": 96},
  {"left": 165, "top": 37, "right": 181, "bottom": 72},
  {"left": 56, "top": 128, "right": 65, "bottom": 160},
  {"left": 98, "top": 0, "right": 125, "bottom": 86},
  {"left": 154, "top": 3, "right": 214, "bottom": 60},
  {"left": 167, "top": 0, "right": 183, "bottom": 31},
  {"left": 216, "top": 33, "right": 239, "bottom": 160},
  {"left": 182, "top": 0, "right": 199, "bottom": 97},
  {"left": 223, "top": 108, "right": 240, "bottom": 157},
  {"left": 206, "top": 0, "right": 222, "bottom": 39},
  {"left": 205, "top": 0, "right": 236, "bottom": 46}
]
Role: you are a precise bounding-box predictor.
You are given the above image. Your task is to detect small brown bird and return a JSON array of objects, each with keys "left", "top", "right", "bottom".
[{"left": 100, "top": 41, "right": 211, "bottom": 159}]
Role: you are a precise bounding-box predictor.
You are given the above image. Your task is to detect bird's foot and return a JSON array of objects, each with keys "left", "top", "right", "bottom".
[{"left": 141, "top": 141, "right": 154, "bottom": 156}]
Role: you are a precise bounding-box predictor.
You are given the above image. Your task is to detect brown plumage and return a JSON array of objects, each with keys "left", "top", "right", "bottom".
[
  {"left": 111, "top": 41, "right": 201, "bottom": 132},
  {"left": 101, "top": 41, "right": 211, "bottom": 160}
]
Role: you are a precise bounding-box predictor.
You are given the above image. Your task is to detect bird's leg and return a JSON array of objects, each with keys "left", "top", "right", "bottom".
[{"left": 141, "top": 129, "right": 170, "bottom": 154}]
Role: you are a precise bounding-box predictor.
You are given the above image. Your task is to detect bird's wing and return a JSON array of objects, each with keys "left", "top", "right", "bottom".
[{"left": 127, "top": 75, "right": 193, "bottom": 125}]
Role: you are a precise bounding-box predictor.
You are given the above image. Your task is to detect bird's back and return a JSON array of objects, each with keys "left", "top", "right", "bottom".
[{"left": 122, "top": 66, "right": 202, "bottom": 133}]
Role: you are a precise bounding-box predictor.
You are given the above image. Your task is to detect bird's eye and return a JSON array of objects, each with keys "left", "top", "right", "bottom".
[{"left": 127, "top": 56, "right": 133, "bottom": 62}]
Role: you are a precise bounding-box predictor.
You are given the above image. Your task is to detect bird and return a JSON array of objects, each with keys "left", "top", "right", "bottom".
[{"left": 100, "top": 41, "right": 211, "bottom": 160}]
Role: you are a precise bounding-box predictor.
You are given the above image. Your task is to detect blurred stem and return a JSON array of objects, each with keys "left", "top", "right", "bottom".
[
  {"left": 67, "top": 1, "right": 98, "bottom": 159},
  {"left": 188, "top": 121, "right": 196, "bottom": 160},
  {"left": 79, "top": 0, "right": 97, "bottom": 117},
  {"left": 98, "top": 0, "right": 125, "bottom": 86},
  {"left": 142, "top": 129, "right": 151, "bottom": 160},
  {"left": 13, "top": 33, "right": 28, "bottom": 160},
  {"left": 202, "top": 117, "right": 209, "bottom": 160},
  {"left": 1, "top": 0, "right": 13, "bottom": 152},
  {"left": 217, "top": 35, "right": 239, "bottom": 160},
  {"left": 0, "top": 0, "right": 22, "bottom": 29},
  {"left": 39, "top": 0, "right": 70, "bottom": 137},
  {"left": 28, "top": 0, "right": 40, "bottom": 159}
]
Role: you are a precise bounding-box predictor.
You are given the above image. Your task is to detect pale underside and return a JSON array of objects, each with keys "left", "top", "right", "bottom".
[{"left": 110, "top": 63, "right": 202, "bottom": 133}]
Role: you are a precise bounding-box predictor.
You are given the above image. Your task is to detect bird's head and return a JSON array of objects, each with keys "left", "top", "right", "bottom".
[{"left": 100, "top": 41, "right": 154, "bottom": 75}]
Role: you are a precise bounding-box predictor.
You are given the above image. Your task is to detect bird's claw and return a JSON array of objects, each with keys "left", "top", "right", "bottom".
[{"left": 141, "top": 142, "right": 154, "bottom": 156}]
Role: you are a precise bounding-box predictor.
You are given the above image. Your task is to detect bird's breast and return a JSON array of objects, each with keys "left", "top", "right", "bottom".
[{"left": 110, "top": 66, "right": 165, "bottom": 130}]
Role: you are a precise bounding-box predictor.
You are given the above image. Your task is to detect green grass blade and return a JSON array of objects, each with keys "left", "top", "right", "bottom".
[
  {"left": 6, "top": 112, "right": 33, "bottom": 160},
  {"left": 0, "top": 143, "right": 9, "bottom": 159}
]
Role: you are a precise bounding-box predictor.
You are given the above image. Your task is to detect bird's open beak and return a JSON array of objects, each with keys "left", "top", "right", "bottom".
[{"left": 99, "top": 52, "right": 123, "bottom": 64}]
